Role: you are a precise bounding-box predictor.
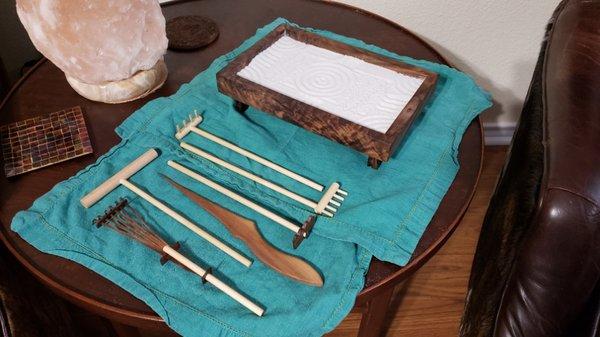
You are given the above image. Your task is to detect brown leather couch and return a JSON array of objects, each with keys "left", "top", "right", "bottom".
[{"left": 460, "top": 0, "right": 600, "bottom": 336}]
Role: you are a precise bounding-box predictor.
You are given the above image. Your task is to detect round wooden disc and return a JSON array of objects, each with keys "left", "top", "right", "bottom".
[{"left": 166, "top": 16, "right": 219, "bottom": 50}]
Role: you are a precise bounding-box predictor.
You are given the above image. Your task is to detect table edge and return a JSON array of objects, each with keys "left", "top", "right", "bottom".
[
  {"left": 356, "top": 119, "right": 484, "bottom": 302},
  {"left": 0, "top": 0, "right": 482, "bottom": 324}
]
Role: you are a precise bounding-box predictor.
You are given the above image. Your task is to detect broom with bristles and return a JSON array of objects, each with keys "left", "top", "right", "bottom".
[{"left": 93, "top": 198, "right": 264, "bottom": 316}]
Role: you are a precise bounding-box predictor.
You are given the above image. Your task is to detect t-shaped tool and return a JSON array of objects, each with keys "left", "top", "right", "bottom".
[{"left": 80, "top": 149, "right": 252, "bottom": 267}]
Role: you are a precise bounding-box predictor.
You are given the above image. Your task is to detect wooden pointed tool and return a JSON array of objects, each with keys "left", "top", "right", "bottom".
[{"left": 162, "top": 175, "right": 324, "bottom": 287}]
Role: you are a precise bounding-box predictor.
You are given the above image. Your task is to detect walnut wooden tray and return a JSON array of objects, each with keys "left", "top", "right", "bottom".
[{"left": 217, "top": 24, "right": 437, "bottom": 168}]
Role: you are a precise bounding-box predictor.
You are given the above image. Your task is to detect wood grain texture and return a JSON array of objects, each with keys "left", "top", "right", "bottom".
[
  {"left": 217, "top": 24, "right": 437, "bottom": 164},
  {"left": 326, "top": 147, "right": 507, "bottom": 337},
  {"left": 163, "top": 176, "right": 324, "bottom": 287}
]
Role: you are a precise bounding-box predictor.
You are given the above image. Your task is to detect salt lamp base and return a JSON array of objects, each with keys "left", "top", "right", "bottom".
[{"left": 66, "top": 59, "right": 168, "bottom": 104}]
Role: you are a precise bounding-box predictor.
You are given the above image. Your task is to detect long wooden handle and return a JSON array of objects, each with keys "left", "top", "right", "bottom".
[
  {"left": 120, "top": 179, "right": 252, "bottom": 268},
  {"left": 162, "top": 245, "right": 264, "bottom": 316},
  {"left": 180, "top": 142, "right": 318, "bottom": 210},
  {"left": 190, "top": 127, "right": 324, "bottom": 192},
  {"left": 163, "top": 176, "right": 323, "bottom": 286},
  {"left": 167, "top": 160, "right": 301, "bottom": 234},
  {"left": 81, "top": 149, "right": 158, "bottom": 208}
]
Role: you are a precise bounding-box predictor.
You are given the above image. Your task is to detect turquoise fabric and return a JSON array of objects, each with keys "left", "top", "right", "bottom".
[{"left": 11, "top": 18, "right": 491, "bottom": 337}]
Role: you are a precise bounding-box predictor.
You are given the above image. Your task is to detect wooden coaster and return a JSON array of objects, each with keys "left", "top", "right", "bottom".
[
  {"left": 166, "top": 16, "right": 219, "bottom": 51},
  {"left": 0, "top": 106, "right": 93, "bottom": 177}
]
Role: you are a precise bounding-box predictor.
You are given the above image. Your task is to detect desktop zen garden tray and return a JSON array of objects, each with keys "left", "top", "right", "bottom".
[{"left": 217, "top": 24, "right": 438, "bottom": 168}]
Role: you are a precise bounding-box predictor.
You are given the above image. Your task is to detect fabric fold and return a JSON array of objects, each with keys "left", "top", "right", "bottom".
[{"left": 11, "top": 18, "right": 491, "bottom": 337}]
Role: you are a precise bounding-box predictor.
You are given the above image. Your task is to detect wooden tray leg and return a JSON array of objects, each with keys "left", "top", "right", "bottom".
[
  {"left": 367, "top": 157, "right": 382, "bottom": 169},
  {"left": 234, "top": 100, "right": 249, "bottom": 113}
]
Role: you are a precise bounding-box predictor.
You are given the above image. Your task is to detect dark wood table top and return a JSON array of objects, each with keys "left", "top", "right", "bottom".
[{"left": 0, "top": 0, "right": 483, "bottom": 330}]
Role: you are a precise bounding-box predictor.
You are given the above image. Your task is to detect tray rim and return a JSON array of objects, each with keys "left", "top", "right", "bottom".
[{"left": 217, "top": 24, "right": 438, "bottom": 163}]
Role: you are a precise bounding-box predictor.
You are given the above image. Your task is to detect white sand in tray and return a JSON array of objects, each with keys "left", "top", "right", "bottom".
[{"left": 238, "top": 35, "right": 425, "bottom": 133}]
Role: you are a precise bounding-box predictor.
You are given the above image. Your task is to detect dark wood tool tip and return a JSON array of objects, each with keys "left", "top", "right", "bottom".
[
  {"left": 292, "top": 215, "right": 317, "bottom": 249},
  {"left": 200, "top": 267, "right": 212, "bottom": 284}
]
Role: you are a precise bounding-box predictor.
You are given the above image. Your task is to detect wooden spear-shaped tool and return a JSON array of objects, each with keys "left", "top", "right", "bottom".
[{"left": 162, "top": 175, "right": 324, "bottom": 287}]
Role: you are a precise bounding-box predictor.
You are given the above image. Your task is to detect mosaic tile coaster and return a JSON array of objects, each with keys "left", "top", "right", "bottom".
[{"left": 0, "top": 106, "right": 93, "bottom": 177}]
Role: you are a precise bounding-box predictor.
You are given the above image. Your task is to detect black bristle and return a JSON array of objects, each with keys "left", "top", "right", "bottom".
[{"left": 92, "top": 198, "right": 129, "bottom": 228}]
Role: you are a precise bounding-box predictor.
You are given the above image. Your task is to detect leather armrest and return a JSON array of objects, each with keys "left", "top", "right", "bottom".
[
  {"left": 543, "top": 0, "right": 600, "bottom": 204},
  {"left": 494, "top": 189, "right": 600, "bottom": 337},
  {"left": 494, "top": 0, "right": 600, "bottom": 336}
]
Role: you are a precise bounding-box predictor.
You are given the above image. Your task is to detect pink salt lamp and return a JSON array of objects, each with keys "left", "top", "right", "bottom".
[{"left": 16, "top": 0, "right": 169, "bottom": 103}]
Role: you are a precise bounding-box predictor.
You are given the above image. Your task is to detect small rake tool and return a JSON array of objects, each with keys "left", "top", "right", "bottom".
[
  {"left": 175, "top": 111, "right": 348, "bottom": 217},
  {"left": 80, "top": 148, "right": 252, "bottom": 267},
  {"left": 94, "top": 198, "right": 264, "bottom": 316}
]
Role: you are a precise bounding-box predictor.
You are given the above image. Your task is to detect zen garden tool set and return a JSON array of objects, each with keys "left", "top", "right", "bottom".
[
  {"left": 74, "top": 22, "right": 442, "bottom": 318},
  {"left": 80, "top": 113, "right": 348, "bottom": 315}
]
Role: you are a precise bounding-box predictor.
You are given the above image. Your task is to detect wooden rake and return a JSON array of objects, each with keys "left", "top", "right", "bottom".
[{"left": 175, "top": 111, "right": 348, "bottom": 217}]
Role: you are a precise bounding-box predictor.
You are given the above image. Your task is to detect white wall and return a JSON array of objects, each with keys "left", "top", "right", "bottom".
[
  {"left": 11, "top": 0, "right": 562, "bottom": 140},
  {"left": 336, "top": 0, "right": 561, "bottom": 129}
]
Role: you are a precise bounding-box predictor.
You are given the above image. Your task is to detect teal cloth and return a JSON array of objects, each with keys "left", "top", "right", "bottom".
[{"left": 11, "top": 18, "right": 491, "bottom": 337}]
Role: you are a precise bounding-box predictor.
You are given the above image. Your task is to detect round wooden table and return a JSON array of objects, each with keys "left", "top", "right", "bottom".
[{"left": 0, "top": 1, "right": 483, "bottom": 336}]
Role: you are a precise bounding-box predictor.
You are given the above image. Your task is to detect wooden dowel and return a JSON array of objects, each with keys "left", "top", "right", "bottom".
[
  {"left": 315, "top": 183, "right": 340, "bottom": 215},
  {"left": 81, "top": 149, "right": 158, "bottom": 208},
  {"left": 181, "top": 142, "right": 319, "bottom": 210},
  {"left": 190, "top": 127, "right": 325, "bottom": 192},
  {"left": 119, "top": 179, "right": 252, "bottom": 268},
  {"left": 167, "top": 160, "right": 302, "bottom": 234},
  {"left": 162, "top": 245, "right": 264, "bottom": 316}
]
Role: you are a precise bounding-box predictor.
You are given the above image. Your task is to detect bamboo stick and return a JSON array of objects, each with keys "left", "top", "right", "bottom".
[
  {"left": 167, "top": 160, "right": 303, "bottom": 234},
  {"left": 81, "top": 149, "right": 159, "bottom": 208},
  {"left": 119, "top": 179, "right": 252, "bottom": 267},
  {"left": 162, "top": 245, "right": 264, "bottom": 316},
  {"left": 189, "top": 126, "right": 324, "bottom": 192},
  {"left": 175, "top": 113, "right": 324, "bottom": 192}
]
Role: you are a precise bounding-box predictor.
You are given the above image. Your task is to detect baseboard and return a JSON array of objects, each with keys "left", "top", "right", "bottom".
[{"left": 483, "top": 122, "right": 516, "bottom": 146}]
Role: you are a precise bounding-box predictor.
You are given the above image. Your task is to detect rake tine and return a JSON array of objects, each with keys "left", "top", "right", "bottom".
[
  {"left": 337, "top": 189, "right": 348, "bottom": 196},
  {"left": 322, "top": 210, "right": 334, "bottom": 217},
  {"left": 329, "top": 200, "right": 341, "bottom": 207},
  {"left": 332, "top": 194, "right": 344, "bottom": 202},
  {"left": 325, "top": 205, "right": 337, "bottom": 213}
]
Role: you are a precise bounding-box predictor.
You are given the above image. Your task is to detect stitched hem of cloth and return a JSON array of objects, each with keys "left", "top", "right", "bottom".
[{"left": 12, "top": 208, "right": 370, "bottom": 337}]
